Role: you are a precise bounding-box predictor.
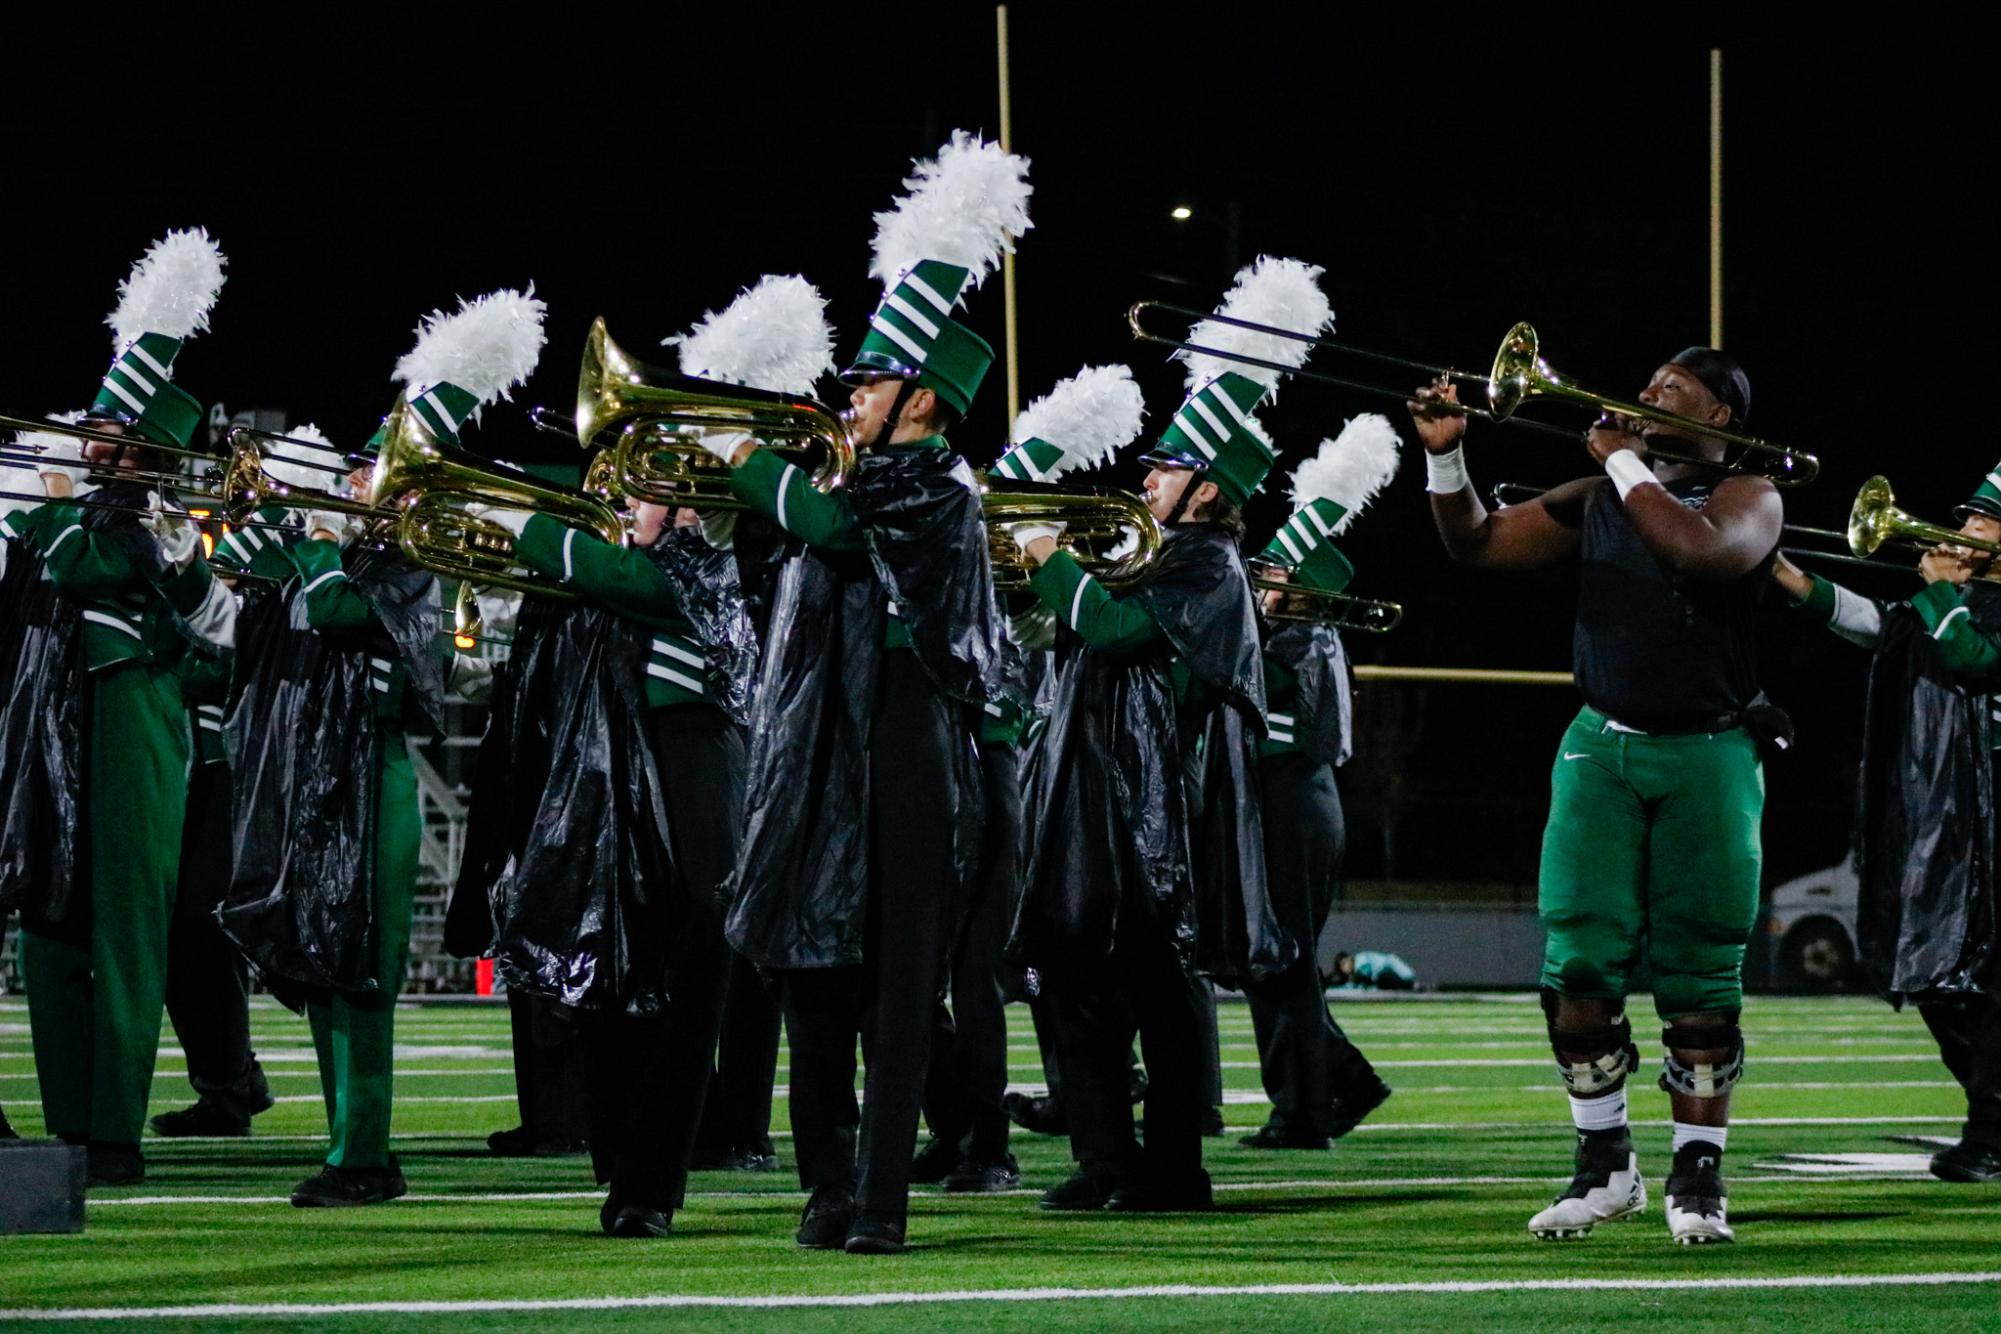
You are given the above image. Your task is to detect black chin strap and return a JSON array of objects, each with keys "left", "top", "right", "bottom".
[
  {"left": 871, "top": 380, "right": 921, "bottom": 451},
  {"left": 1163, "top": 468, "right": 1205, "bottom": 527}
]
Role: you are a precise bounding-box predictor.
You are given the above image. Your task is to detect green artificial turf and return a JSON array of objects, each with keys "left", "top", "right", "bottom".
[{"left": 1, "top": 994, "right": 1996, "bottom": 1330}]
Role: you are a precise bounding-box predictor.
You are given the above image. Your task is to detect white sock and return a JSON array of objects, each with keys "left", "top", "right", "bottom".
[
  {"left": 1672, "top": 1122, "right": 1727, "bottom": 1154},
  {"left": 1569, "top": 1088, "right": 1628, "bottom": 1134}
]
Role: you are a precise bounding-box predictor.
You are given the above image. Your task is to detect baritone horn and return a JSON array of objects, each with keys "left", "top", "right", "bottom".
[
  {"left": 1128, "top": 303, "right": 1818, "bottom": 486},
  {"left": 573, "top": 317, "right": 856, "bottom": 509},
  {"left": 979, "top": 475, "right": 1164, "bottom": 593},
  {"left": 1848, "top": 475, "right": 2001, "bottom": 577}
]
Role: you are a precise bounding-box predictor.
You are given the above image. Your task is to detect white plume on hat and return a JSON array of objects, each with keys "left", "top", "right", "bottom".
[
  {"left": 106, "top": 228, "right": 227, "bottom": 353},
  {"left": 393, "top": 285, "right": 549, "bottom": 423},
  {"left": 263, "top": 422, "right": 347, "bottom": 491},
  {"left": 1011, "top": 364, "right": 1146, "bottom": 478},
  {"left": 868, "top": 130, "right": 1033, "bottom": 295},
  {"left": 1288, "top": 413, "right": 1402, "bottom": 535},
  {"left": 667, "top": 275, "right": 837, "bottom": 397},
  {"left": 1177, "top": 255, "right": 1333, "bottom": 399}
]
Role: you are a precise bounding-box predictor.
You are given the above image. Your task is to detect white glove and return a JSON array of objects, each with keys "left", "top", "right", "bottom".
[
  {"left": 696, "top": 429, "right": 751, "bottom": 464},
  {"left": 463, "top": 502, "right": 532, "bottom": 539},
  {"left": 1009, "top": 520, "right": 1064, "bottom": 551},
  {"left": 447, "top": 653, "right": 496, "bottom": 705},
  {"left": 304, "top": 510, "right": 356, "bottom": 543},
  {"left": 140, "top": 492, "right": 201, "bottom": 568}
]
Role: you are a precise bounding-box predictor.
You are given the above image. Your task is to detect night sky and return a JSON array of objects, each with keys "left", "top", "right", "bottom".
[{"left": 0, "top": 11, "right": 1979, "bottom": 889}]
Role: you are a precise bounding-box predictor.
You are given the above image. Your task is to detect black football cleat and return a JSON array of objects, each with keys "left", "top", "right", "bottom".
[{"left": 796, "top": 1182, "right": 856, "bottom": 1249}]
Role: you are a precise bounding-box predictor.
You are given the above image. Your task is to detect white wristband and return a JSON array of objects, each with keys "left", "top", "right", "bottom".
[
  {"left": 1603, "top": 450, "right": 1657, "bottom": 501},
  {"left": 1425, "top": 446, "right": 1469, "bottom": 495}
]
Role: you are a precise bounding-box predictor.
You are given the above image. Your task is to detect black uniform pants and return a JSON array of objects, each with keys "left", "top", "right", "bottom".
[
  {"left": 1041, "top": 919, "right": 1208, "bottom": 1184},
  {"left": 505, "top": 991, "right": 588, "bottom": 1142},
  {"left": 1245, "top": 754, "right": 1375, "bottom": 1137},
  {"left": 164, "top": 759, "right": 257, "bottom": 1101},
  {"left": 1918, "top": 993, "right": 2001, "bottom": 1151},
  {"left": 582, "top": 705, "right": 744, "bottom": 1209},
  {"left": 783, "top": 652, "right": 962, "bottom": 1217},
  {"left": 922, "top": 742, "right": 1021, "bottom": 1161},
  {"left": 697, "top": 952, "right": 783, "bottom": 1155}
]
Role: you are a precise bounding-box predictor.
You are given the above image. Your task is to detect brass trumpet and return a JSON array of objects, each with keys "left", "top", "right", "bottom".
[
  {"left": 1128, "top": 303, "right": 1818, "bottom": 486},
  {"left": 1848, "top": 475, "right": 2001, "bottom": 576},
  {"left": 980, "top": 475, "right": 1164, "bottom": 593},
  {"left": 574, "top": 318, "right": 855, "bottom": 510}
]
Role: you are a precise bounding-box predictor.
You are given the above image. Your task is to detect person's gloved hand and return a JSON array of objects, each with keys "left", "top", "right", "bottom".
[
  {"left": 1008, "top": 520, "right": 1064, "bottom": 551},
  {"left": 463, "top": 502, "right": 532, "bottom": 539},
  {"left": 140, "top": 491, "right": 201, "bottom": 568},
  {"left": 695, "top": 429, "right": 751, "bottom": 464}
]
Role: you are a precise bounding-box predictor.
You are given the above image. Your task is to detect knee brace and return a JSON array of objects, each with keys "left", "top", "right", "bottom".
[
  {"left": 1659, "top": 1015, "right": 1745, "bottom": 1099},
  {"left": 1545, "top": 1008, "right": 1640, "bottom": 1096}
]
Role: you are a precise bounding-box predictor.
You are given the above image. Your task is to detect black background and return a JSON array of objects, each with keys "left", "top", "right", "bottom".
[{"left": 0, "top": 9, "right": 1980, "bottom": 892}]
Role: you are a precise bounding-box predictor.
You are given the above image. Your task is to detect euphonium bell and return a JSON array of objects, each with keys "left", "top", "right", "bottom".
[
  {"left": 979, "top": 475, "right": 1164, "bottom": 594},
  {"left": 574, "top": 317, "right": 856, "bottom": 510}
]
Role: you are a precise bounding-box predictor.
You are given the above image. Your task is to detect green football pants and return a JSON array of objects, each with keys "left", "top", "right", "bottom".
[
  {"left": 1538, "top": 706, "right": 1764, "bottom": 1018},
  {"left": 305, "top": 732, "right": 419, "bottom": 1170},
  {"left": 21, "top": 663, "right": 189, "bottom": 1146}
]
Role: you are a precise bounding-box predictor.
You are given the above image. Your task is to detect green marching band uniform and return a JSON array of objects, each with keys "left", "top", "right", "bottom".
[
  {"left": 720, "top": 132, "right": 1022, "bottom": 1254},
  {"left": 0, "top": 231, "right": 235, "bottom": 1185},
  {"left": 1238, "top": 416, "right": 1401, "bottom": 1151},
  {"left": 216, "top": 291, "right": 529, "bottom": 1206},
  {"left": 1779, "top": 463, "right": 2001, "bottom": 1180},
  {"left": 465, "top": 273, "right": 814, "bottom": 1236},
  {"left": 916, "top": 366, "right": 1147, "bottom": 1191},
  {"left": 1008, "top": 258, "right": 1329, "bottom": 1211}
]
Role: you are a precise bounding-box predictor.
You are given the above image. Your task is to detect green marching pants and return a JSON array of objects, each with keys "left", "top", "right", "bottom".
[
  {"left": 21, "top": 664, "right": 190, "bottom": 1147},
  {"left": 305, "top": 731, "right": 419, "bottom": 1170}
]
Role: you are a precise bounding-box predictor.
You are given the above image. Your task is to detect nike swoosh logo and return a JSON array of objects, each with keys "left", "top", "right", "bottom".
[{"left": 1563, "top": 752, "right": 1590, "bottom": 761}]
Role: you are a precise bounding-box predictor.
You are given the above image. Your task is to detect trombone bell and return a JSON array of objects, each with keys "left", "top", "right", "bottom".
[{"left": 1845, "top": 474, "right": 2001, "bottom": 574}]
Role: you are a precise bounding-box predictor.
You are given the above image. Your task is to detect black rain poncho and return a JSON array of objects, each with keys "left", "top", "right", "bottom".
[
  {"left": 217, "top": 544, "right": 443, "bottom": 997},
  {"left": 0, "top": 485, "right": 165, "bottom": 926},
  {"left": 1264, "top": 621, "right": 1354, "bottom": 769},
  {"left": 444, "top": 596, "right": 678, "bottom": 1015},
  {"left": 643, "top": 523, "right": 759, "bottom": 725},
  {"left": 1013, "top": 523, "right": 1293, "bottom": 985},
  {"left": 1855, "top": 587, "right": 2001, "bottom": 1001},
  {"left": 724, "top": 447, "right": 997, "bottom": 970}
]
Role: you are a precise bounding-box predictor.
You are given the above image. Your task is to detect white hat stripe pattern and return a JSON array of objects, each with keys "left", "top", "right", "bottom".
[
  {"left": 869, "top": 313, "right": 930, "bottom": 365},
  {"left": 904, "top": 270, "right": 957, "bottom": 316},
  {"left": 883, "top": 292, "right": 942, "bottom": 339},
  {"left": 127, "top": 341, "right": 174, "bottom": 379},
  {"left": 100, "top": 375, "right": 148, "bottom": 415}
]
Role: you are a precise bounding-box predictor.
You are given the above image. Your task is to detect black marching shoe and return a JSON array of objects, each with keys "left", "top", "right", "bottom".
[
  {"left": 1039, "top": 1166, "right": 1117, "bottom": 1212},
  {"left": 85, "top": 1142, "right": 145, "bottom": 1186},
  {"left": 1326, "top": 1077, "right": 1393, "bottom": 1140},
  {"left": 944, "top": 1153, "right": 1021, "bottom": 1193},
  {"left": 1930, "top": 1139, "right": 2001, "bottom": 1183},
  {"left": 1107, "top": 1168, "right": 1213, "bottom": 1213},
  {"left": 843, "top": 1210, "right": 907, "bottom": 1255},
  {"left": 609, "top": 1203, "right": 674, "bottom": 1238},
  {"left": 487, "top": 1125, "right": 587, "bottom": 1157},
  {"left": 1003, "top": 1091, "right": 1068, "bottom": 1136},
  {"left": 796, "top": 1181, "right": 856, "bottom": 1249},
  {"left": 1239, "top": 1122, "right": 1331, "bottom": 1151},
  {"left": 909, "top": 1136, "right": 963, "bottom": 1185},
  {"left": 1199, "top": 1106, "right": 1226, "bottom": 1137},
  {"left": 150, "top": 1098, "right": 252, "bottom": 1139},
  {"left": 289, "top": 1161, "right": 409, "bottom": 1208},
  {"left": 727, "top": 1138, "right": 780, "bottom": 1172}
]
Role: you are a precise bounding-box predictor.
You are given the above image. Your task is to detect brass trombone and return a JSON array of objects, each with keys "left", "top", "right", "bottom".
[
  {"left": 573, "top": 318, "right": 856, "bottom": 510},
  {"left": 1848, "top": 475, "right": 2001, "bottom": 576},
  {"left": 980, "top": 475, "right": 1164, "bottom": 593},
  {"left": 1249, "top": 562, "right": 1403, "bottom": 634},
  {"left": 1128, "top": 303, "right": 1818, "bottom": 486}
]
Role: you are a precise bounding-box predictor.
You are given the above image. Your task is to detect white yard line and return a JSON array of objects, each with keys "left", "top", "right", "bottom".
[{"left": 6, "top": 1271, "right": 1997, "bottom": 1320}]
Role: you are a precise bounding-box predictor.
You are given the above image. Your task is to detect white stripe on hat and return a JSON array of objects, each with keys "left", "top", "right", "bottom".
[
  {"left": 116, "top": 361, "right": 157, "bottom": 396},
  {"left": 1174, "top": 408, "right": 1220, "bottom": 460},
  {"left": 646, "top": 662, "right": 706, "bottom": 693},
  {"left": 904, "top": 271, "right": 957, "bottom": 316},
  {"left": 869, "top": 313, "right": 930, "bottom": 365},
  {"left": 654, "top": 638, "right": 705, "bottom": 668},
  {"left": 1189, "top": 395, "right": 1234, "bottom": 449},
  {"left": 883, "top": 292, "right": 941, "bottom": 339},
  {"left": 1286, "top": 513, "right": 1321, "bottom": 552},
  {"left": 1307, "top": 505, "right": 1337, "bottom": 537},
  {"left": 1987, "top": 471, "right": 2001, "bottom": 492},
  {"left": 99, "top": 375, "right": 148, "bottom": 415},
  {"left": 1275, "top": 527, "right": 1305, "bottom": 563},
  {"left": 82, "top": 609, "right": 143, "bottom": 639},
  {"left": 420, "top": 391, "right": 459, "bottom": 433},
  {"left": 1206, "top": 380, "right": 1257, "bottom": 429},
  {"left": 127, "top": 341, "right": 173, "bottom": 380}
]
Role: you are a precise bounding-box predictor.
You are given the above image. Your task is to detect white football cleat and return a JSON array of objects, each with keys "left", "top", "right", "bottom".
[
  {"left": 1665, "top": 1142, "right": 1734, "bottom": 1245},
  {"left": 1529, "top": 1141, "right": 1647, "bottom": 1240}
]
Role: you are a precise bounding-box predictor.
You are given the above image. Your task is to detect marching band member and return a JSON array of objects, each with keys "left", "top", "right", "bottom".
[
  {"left": 1772, "top": 468, "right": 2001, "bottom": 1184},
  {"left": 710, "top": 132, "right": 1025, "bottom": 1254},
  {"left": 219, "top": 290, "right": 539, "bottom": 1206},
  {"left": 1415, "top": 347, "right": 1781, "bottom": 1244},
  {"left": 1008, "top": 258, "right": 1330, "bottom": 1212},
  {"left": 468, "top": 274, "right": 827, "bottom": 1237},
  {"left": 913, "top": 366, "right": 1146, "bottom": 1194},
  {"left": 150, "top": 427, "right": 340, "bottom": 1140},
  {"left": 1238, "top": 416, "right": 1400, "bottom": 1150},
  {"left": 0, "top": 230, "right": 234, "bottom": 1185}
]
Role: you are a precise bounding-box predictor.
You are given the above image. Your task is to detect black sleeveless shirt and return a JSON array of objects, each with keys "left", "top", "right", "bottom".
[{"left": 1572, "top": 475, "right": 1774, "bottom": 733}]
